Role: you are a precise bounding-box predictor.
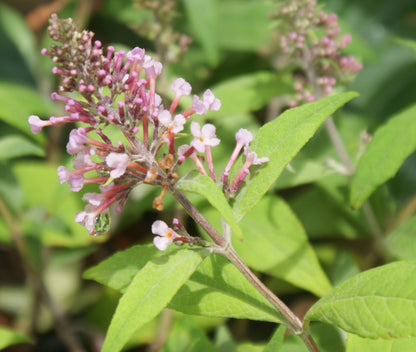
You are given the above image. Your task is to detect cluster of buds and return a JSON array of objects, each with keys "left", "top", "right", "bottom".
[
  {"left": 28, "top": 15, "right": 268, "bottom": 249},
  {"left": 270, "top": 0, "right": 362, "bottom": 106}
]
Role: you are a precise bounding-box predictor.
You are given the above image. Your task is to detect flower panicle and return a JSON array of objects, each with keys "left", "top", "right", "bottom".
[{"left": 28, "top": 15, "right": 269, "bottom": 247}]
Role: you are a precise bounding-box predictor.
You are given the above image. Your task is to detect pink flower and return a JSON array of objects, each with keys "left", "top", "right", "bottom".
[
  {"left": 73, "top": 152, "right": 95, "bottom": 169},
  {"left": 143, "top": 56, "right": 162, "bottom": 77},
  {"left": 171, "top": 78, "right": 191, "bottom": 97},
  {"left": 191, "top": 89, "right": 221, "bottom": 115},
  {"left": 190, "top": 122, "right": 220, "bottom": 153},
  {"left": 151, "top": 220, "right": 180, "bottom": 251},
  {"left": 57, "top": 165, "right": 85, "bottom": 191},
  {"left": 75, "top": 205, "right": 96, "bottom": 234},
  {"left": 106, "top": 153, "right": 130, "bottom": 178},
  {"left": 243, "top": 146, "right": 269, "bottom": 165},
  {"left": 67, "top": 129, "right": 88, "bottom": 154},
  {"left": 158, "top": 110, "right": 186, "bottom": 134},
  {"left": 28, "top": 115, "right": 50, "bottom": 134}
]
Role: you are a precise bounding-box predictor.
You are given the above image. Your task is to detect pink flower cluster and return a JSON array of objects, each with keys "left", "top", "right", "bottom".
[
  {"left": 28, "top": 15, "right": 268, "bottom": 247},
  {"left": 271, "top": 0, "right": 362, "bottom": 106}
]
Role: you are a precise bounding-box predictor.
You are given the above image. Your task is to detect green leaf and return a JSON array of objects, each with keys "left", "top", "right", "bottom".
[
  {"left": 0, "top": 81, "right": 52, "bottom": 141},
  {"left": 0, "top": 3, "right": 38, "bottom": 77},
  {"left": 233, "top": 91, "right": 359, "bottom": 221},
  {"left": 350, "top": 103, "right": 416, "bottom": 209},
  {"left": 161, "top": 315, "right": 220, "bottom": 352},
  {"left": 233, "top": 195, "right": 332, "bottom": 297},
  {"left": 168, "top": 254, "right": 284, "bottom": 323},
  {"left": 0, "top": 327, "right": 31, "bottom": 349},
  {"left": 263, "top": 325, "right": 285, "bottom": 352},
  {"left": 217, "top": 2, "right": 274, "bottom": 51},
  {"left": 207, "top": 72, "right": 293, "bottom": 119},
  {"left": 385, "top": 215, "right": 416, "bottom": 260},
  {"left": 183, "top": 0, "right": 219, "bottom": 66},
  {"left": 102, "top": 248, "right": 208, "bottom": 352},
  {"left": 0, "top": 135, "right": 45, "bottom": 160},
  {"left": 85, "top": 244, "right": 285, "bottom": 324},
  {"left": 176, "top": 171, "right": 243, "bottom": 240},
  {"left": 83, "top": 244, "right": 161, "bottom": 290},
  {"left": 347, "top": 333, "right": 416, "bottom": 352},
  {"left": 215, "top": 325, "right": 237, "bottom": 352},
  {"left": 305, "top": 261, "right": 416, "bottom": 339}
]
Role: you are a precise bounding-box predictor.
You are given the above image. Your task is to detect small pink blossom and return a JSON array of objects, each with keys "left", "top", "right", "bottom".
[
  {"left": 106, "top": 153, "right": 130, "bottom": 178},
  {"left": 191, "top": 89, "right": 221, "bottom": 115},
  {"left": 143, "top": 56, "right": 162, "bottom": 77},
  {"left": 73, "top": 152, "right": 95, "bottom": 169},
  {"left": 243, "top": 146, "right": 269, "bottom": 166},
  {"left": 28, "top": 115, "right": 49, "bottom": 134},
  {"left": 126, "top": 47, "right": 145, "bottom": 61},
  {"left": 171, "top": 78, "right": 191, "bottom": 97},
  {"left": 82, "top": 192, "right": 104, "bottom": 207},
  {"left": 151, "top": 220, "right": 180, "bottom": 251},
  {"left": 75, "top": 205, "right": 96, "bottom": 234},
  {"left": 236, "top": 129, "right": 253, "bottom": 146},
  {"left": 190, "top": 122, "right": 220, "bottom": 153},
  {"left": 67, "top": 129, "right": 88, "bottom": 154},
  {"left": 158, "top": 110, "right": 186, "bottom": 134},
  {"left": 57, "top": 165, "right": 85, "bottom": 191}
]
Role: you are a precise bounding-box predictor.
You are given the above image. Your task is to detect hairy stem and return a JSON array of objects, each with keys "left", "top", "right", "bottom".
[{"left": 173, "top": 190, "right": 319, "bottom": 351}]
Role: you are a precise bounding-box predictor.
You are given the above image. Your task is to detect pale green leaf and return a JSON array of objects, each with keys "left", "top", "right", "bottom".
[
  {"left": 347, "top": 333, "right": 416, "bottom": 352},
  {"left": 0, "top": 135, "right": 45, "bottom": 160},
  {"left": 102, "top": 248, "right": 208, "bottom": 352},
  {"left": 0, "top": 327, "right": 31, "bottom": 349},
  {"left": 350, "top": 103, "right": 416, "bottom": 209},
  {"left": 233, "top": 195, "right": 332, "bottom": 296},
  {"left": 175, "top": 171, "right": 243, "bottom": 240},
  {"left": 183, "top": 0, "right": 219, "bottom": 66},
  {"left": 385, "top": 215, "right": 416, "bottom": 260},
  {"left": 168, "top": 254, "right": 284, "bottom": 323},
  {"left": 215, "top": 325, "right": 237, "bottom": 352},
  {"left": 305, "top": 261, "right": 416, "bottom": 339},
  {"left": 263, "top": 325, "right": 285, "bottom": 352},
  {"left": 233, "top": 92, "right": 359, "bottom": 221},
  {"left": 0, "top": 162, "right": 23, "bottom": 214},
  {"left": 394, "top": 37, "right": 416, "bottom": 57}
]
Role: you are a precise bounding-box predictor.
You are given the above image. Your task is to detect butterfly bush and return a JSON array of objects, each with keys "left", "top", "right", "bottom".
[
  {"left": 270, "top": 0, "right": 362, "bottom": 106},
  {"left": 29, "top": 15, "right": 268, "bottom": 247}
]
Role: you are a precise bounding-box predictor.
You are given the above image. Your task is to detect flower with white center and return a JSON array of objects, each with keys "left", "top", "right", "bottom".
[
  {"left": 151, "top": 220, "right": 180, "bottom": 251},
  {"left": 158, "top": 110, "right": 186, "bottom": 134},
  {"left": 106, "top": 153, "right": 129, "bottom": 178},
  {"left": 190, "top": 122, "right": 220, "bottom": 153}
]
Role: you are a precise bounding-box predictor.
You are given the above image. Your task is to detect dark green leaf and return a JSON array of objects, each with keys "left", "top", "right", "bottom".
[
  {"left": 263, "top": 325, "right": 285, "bottom": 352},
  {"left": 350, "top": 103, "right": 416, "bottom": 209}
]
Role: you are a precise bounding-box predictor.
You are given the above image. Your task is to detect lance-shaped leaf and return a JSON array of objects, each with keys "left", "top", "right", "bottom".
[
  {"left": 85, "top": 245, "right": 284, "bottom": 323},
  {"left": 305, "top": 261, "right": 416, "bottom": 339},
  {"left": 233, "top": 91, "right": 358, "bottom": 221},
  {"left": 168, "top": 254, "right": 284, "bottom": 323},
  {"left": 263, "top": 325, "right": 285, "bottom": 352},
  {"left": 101, "top": 248, "right": 208, "bottom": 352},
  {"left": 176, "top": 171, "right": 243, "bottom": 240},
  {"left": 350, "top": 103, "right": 416, "bottom": 209}
]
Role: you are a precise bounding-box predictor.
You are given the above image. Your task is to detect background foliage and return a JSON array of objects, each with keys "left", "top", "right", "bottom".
[{"left": 1, "top": 0, "right": 416, "bottom": 351}]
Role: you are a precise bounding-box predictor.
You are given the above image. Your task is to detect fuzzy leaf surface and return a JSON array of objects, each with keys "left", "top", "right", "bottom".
[
  {"left": 350, "top": 103, "right": 416, "bottom": 209},
  {"left": 233, "top": 195, "right": 331, "bottom": 296},
  {"left": 176, "top": 171, "right": 242, "bottom": 240},
  {"left": 233, "top": 91, "right": 358, "bottom": 221},
  {"left": 101, "top": 248, "right": 208, "bottom": 352},
  {"left": 305, "top": 261, "right": 416, "bottom": 339},
  {"left": 168, "top": 254, "right": 284, "bottom": 323}
]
